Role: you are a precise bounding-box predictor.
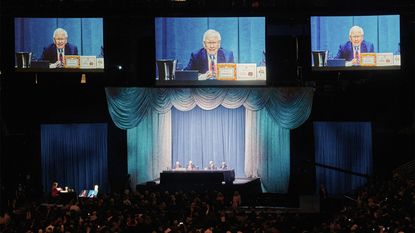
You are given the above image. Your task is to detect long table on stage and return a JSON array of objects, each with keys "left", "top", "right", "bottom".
[{"left": 160, "top": 169, "right": 235, "bottom": 185}]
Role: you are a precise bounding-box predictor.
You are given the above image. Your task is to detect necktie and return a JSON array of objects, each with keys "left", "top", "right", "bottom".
[
  {"left": 210, "top": 55, "right": 215, "bottom": 77},
  {"left": 59, "top": 49, "right": 63, "bottom": 62},
  {"left": 354, "top": 46, "right": 359, "bottom": 63}
]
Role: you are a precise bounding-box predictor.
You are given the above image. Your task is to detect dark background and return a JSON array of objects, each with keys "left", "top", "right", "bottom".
[{"left": 0, "top": 0, "right": 413, "bottom": 205}]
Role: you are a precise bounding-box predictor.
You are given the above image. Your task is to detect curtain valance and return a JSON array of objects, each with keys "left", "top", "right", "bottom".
[{"left": 106, "top": 87, "right": 314, "bottom": 130}]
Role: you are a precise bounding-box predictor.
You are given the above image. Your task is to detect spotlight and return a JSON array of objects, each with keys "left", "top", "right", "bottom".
[{"left": 117, "top": 65, "right": 123, "bottom": 70}]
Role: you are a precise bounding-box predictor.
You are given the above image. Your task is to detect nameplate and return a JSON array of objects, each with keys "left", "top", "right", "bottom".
[
  {"left": 376, "top": 53, "right": 394, "bottom": 66},
  {"left": 360, "top": 53, "right": 376, "bottom": 66},
  {"left": 80, "top": 56, "right": 97, "bottom": 69},
  {"left": 256, "top": 66, "right": 266, "bottom": 80},
  {"left": 393, "top": 55, "right": 401, "bottom": 66},
  {"left": 64, "top": 55, "right": 81, "bottom": 68},
  {"left": 217, "top": 63, "right": 237, "bottom": 80},
  {"left": 96, "top": 58, "right": 105, "bottom": 69},
  {"left": 237, "top": 63, "right": 257, "bottom": 80}
]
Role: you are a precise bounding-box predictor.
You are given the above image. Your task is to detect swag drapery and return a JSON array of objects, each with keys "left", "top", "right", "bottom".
[{"left": 106, "top": 87, "right": 314, "bottom": 193}]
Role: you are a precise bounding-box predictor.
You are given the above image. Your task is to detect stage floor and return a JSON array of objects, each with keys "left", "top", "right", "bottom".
[{"left": 148, "top": 177, "right": 256, "bottom": 185}]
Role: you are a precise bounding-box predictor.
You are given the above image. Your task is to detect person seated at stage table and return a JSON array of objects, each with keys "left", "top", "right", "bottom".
[
  {"left": 173, "top": 161, "right": 182, "bottom": 170},
  {"left": 219, "top": 161, "right": 228, "bottom": 170},
  {"left": 187, "top": 160, "right": 197, "bottom": 170},
  {"left": 206, "top": 160, "right": 217, "bottom": 170},
  {"left": 50, "top": 181, "right": 62, "bottom": 202}
]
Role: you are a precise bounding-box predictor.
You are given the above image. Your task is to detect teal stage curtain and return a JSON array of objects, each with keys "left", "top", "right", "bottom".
[{"left": 106, "top": 87, "right": 314, "bottom": 193}]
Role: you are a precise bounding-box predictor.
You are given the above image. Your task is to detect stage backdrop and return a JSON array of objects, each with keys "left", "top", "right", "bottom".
[
  {"left": 314, "top": 122, "right": 373, "bottom": 195},
  {"left": 171, "top": 106, "right": 246, "bottom": 177},
  {"left": 41, "top": 123, "right": 108, "bottom": 194},
  {"left": 106, "top": 87, "right": 314, "bottom": 193}
]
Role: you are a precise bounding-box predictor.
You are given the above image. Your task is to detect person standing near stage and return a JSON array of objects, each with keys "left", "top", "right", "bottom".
[
  {"left": 231, "top": 191, "right": 241, "bottom": 208},
  {"left": 319, "top": 184, "right": 328, "bottom": 212}
]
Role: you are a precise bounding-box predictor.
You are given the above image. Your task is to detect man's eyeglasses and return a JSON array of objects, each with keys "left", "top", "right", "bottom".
[
  {"left": 54, "top": 37, "right": 67, "bottom": 42},
  {"left": 204, "top": 41, "right": 219, "bottom": 46}
]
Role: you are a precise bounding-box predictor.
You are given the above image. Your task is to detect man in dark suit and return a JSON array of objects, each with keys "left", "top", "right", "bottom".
[
  {"left": 40, "top": 28, "right": 78, "bottom": 68},
  {"left": 335, "top": 25, "right": 374, "bottom": 66},
  {"left": 185, "top": 29, "right": 234, "bottom": 79}
]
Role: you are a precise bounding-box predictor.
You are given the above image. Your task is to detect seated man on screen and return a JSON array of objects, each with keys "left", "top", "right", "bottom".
[
  {"left": 40, "top": 28, "right": 78, "bottom": 68},
  {"left": 185, "top": 29, "right": 234, "bottom": 80},
  {"left": 335, "top": 26, "right": 374, "bottom": 66}
]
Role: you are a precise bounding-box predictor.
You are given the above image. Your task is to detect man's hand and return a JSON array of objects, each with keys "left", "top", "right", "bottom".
[
  {"left": 56, "top": 61, "right": 64, "bottom": 68},
  {"left": 206, "top": 70, "right": 216, "bottom": 80},
  {"left": 197, "top": 70, "right": 218, "bottom": 80},
  {"left": 351, "top": 58, "right": 360, "bottom": 65}
]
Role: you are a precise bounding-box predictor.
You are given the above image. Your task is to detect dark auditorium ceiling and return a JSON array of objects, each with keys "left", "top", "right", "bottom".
[{"left": 0, "top": 0, "right": 414, "bottom": 13}]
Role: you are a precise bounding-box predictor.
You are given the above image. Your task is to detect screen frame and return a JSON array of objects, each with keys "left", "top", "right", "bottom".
[
  {"left": 309, "top": 14, "right": 401, "bottom": 73},
  {"left": 154, "top": 15, "right": 268, "bottom": 87},
  {"left": 13, "top": 16, "right": 106, "bottom": 74}
]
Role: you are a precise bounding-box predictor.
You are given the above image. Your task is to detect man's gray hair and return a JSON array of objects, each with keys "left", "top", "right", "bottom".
[
  {"left": 349, "top": 26, "right": 364, "bottom": 36},
  {"left": 203, "top": 29, "right": 221, "bottom": 42},
  {"left": 53, "top": 28, "right": 68, "bottom": 38}
]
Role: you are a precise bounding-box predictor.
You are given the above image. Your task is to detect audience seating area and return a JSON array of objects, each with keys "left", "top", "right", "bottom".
[{"left": 0, "top": 169, "right": 414, "bottom": 233}]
